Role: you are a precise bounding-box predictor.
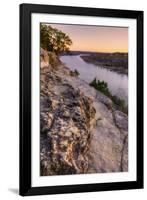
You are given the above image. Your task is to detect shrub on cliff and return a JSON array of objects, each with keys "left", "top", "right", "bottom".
[
  {"left": 40, "top": 24, "right": 72, "bottom": 55},
  {"left": 111, "top": 95, "right": 128, "bottom": 114},
  {"left": 74, "top": 69, "right": 80, "bottom": 76},
  {"left": 89, "top": 78, "right": 111, "bottom": 97},
  {"left": 89, "top": 78, "right": 128, "bottom": 114}
]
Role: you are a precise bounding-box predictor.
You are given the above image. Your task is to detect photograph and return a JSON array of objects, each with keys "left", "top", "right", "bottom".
[
  {"left": 40, "top": 23, "right": 128, "bottom": 176},
  {"left": 19, "top": 4, "right": 143, "bottom": 195}
]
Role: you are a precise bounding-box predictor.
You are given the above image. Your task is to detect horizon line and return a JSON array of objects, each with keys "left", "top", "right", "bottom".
[{"left": 69, "top": 50, "right": 128, "bottom": 53}]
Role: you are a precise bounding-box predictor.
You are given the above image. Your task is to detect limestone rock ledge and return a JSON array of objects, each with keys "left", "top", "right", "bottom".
[{"left": 40, "top": 49, "right": 128, "bottom": 175}]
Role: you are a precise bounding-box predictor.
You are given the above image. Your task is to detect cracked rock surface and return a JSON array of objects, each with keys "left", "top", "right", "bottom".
[{"left": 40, "top": 49, "right": 128, "bottom": 175}]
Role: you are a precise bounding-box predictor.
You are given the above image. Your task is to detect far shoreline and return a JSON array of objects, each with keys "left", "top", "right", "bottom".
[{"left": 60, "top": 51, "right": 128, "bottom": 75}]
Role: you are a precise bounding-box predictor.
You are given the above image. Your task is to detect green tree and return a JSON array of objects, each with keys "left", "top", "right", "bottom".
[{"left": 40, "top": 24, "right": 72, "bottom": 55}]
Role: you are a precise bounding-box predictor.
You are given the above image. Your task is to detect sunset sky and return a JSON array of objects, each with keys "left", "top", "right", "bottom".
[{"left": 45, "top": 23, "right": 128, "bottom": 53}]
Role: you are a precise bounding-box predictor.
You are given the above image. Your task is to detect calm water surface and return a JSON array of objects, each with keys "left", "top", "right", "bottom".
[{"left": 60, "top": 55, "right": 128, "bottom": 103}]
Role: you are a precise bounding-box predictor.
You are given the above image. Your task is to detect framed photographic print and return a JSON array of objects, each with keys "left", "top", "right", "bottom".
[{"left": 19, "top": 3, "right": 144, "bottom": 196}]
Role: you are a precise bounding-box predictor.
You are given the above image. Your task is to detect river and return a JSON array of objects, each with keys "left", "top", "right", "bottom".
[{"left": 60, "top": 55, "right": 128, "bottom": 103}]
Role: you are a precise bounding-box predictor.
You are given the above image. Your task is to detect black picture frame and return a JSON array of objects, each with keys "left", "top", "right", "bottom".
[{"left": 19, "top": 3, "right": 144, "bottom": 196}]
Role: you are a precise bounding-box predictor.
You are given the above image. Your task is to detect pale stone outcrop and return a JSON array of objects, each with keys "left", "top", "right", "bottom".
[{"left": 40, "top": 49, "right": 128, "bottom": 175}]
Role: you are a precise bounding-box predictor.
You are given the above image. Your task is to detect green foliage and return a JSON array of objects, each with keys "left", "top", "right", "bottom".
[
  {"left": 89, "top": 78, "right": 111, "bottom": 97},
  {"left": 111, "top": 95, "right": 125, "bottom": 107},
  {"left": 111, "top": 95, "right": 128, "bottom": 114},
  {"left": 89, "top": 78, "right": 128, "bottom": 114},
  {"left": 70, "top": 69, "right": 80, "bottom": 77},
  {"left": 40, "top": 24, "right": 72, "bottom": 55},
  {"left": 74, "top": 69, "right": 80, "bottom": 76}
]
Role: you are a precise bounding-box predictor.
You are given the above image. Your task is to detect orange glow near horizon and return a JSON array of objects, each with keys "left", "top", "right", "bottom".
[{"left": 44, "top": 23, "right": 128, "bottom": 53}]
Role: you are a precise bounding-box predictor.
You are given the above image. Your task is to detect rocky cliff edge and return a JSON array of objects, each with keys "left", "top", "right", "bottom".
[{"left": 40, "top": 48, "right": 128, "bottom": 175}]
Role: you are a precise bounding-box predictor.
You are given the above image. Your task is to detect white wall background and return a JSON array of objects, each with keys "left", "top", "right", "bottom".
[{"left": 0, "top": 0, "right": 146, "bottom": 199}]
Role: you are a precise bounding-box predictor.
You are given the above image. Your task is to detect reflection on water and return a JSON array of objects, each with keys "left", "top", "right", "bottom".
[{"left": 60, "top": 55, "right": 128, "bottom": 103}]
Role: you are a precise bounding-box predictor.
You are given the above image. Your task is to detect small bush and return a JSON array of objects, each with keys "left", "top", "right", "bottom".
[
  {"left": 89, "top": 78, "right": 128, "bottom": 114},
  {"left": 89, "top": 78, "right": 111, "bottom": 97},
  {"left": 70, "top": 69, "right": 80, "bottom": 76},
  {"left": 74, "top": 69, "right": 80, "bottom": 76},
  {"left": 111, "top": 95, "right": 128, "bottom": 114}
]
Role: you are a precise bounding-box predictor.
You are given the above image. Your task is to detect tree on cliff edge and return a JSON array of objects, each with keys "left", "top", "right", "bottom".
[{"left": 40, "top": 24, "right": 72, "bottom": 55}]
